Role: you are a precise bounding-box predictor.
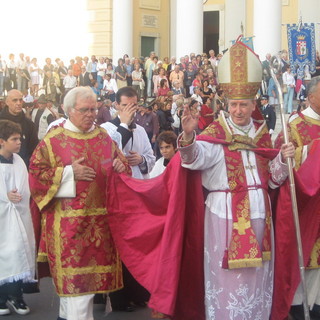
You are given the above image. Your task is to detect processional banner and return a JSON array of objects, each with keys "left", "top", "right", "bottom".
[
  {"left": 287, "top": 23, "right": 316, "bottom": 78},
  {"left": 231, "top": 36, "right": 254, "bottom": 51}
]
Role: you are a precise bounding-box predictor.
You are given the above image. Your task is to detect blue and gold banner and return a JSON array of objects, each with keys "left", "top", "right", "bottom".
[{"left": 287, "top": 23, "right": 316, "bottom": 78}]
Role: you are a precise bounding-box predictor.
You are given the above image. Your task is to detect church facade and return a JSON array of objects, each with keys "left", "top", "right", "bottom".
[{"left": 86, "top": 0, "right": 320, "bottom": 60}]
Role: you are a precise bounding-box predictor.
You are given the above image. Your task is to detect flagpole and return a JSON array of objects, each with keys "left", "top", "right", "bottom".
[{"left": 269, "top": 55, "right": 310, "bottom": 320}]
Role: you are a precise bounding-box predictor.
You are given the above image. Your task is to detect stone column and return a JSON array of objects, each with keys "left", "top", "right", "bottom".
[
  {"left": 173, "top": 0, "right": 203, "bottom": 58},
  {"left": 254, "top": 0, "right": 281, "bottom": 58},
  {"left": 298, "top": 0, "right": 320, "bottom": 53},
  {"left": 224, "top": 0, "right": 246, "bottom": 49},
  {"left": 112, "top": 0, "right": 133, "bottom": 61}
]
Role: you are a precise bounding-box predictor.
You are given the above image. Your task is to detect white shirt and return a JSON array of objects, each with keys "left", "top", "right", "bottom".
[
  {"left": 17, "top": 59, "right": 27, "bottom": 70},
  {"left": 0, "top": 60, "right": 6, "bottom": 73},
  {"left": 8, "top": 60, "right": 16, "bottom": 69},
  {"left": 23, "top": 94, "right": 34, "bottom": 103},
  {"left": 282, "top": 71, "right": 295, "bottom": 86},
  {"left": 29, "top": 63, "right": 39, "bottom": 76},
  {"left": 149, "top": 157, "right": 166, "bottom": 178},
  {"left": 97, "top": 62, "right": 107, "bottom": 77},
  {"left": 63, "top": 75, "right": 77, "bottom": 89},
  {"left": 101, "top": 122, "right": 155, "bottom": 179},
  {"left": 103, "top": 79, "right": 118, "bottom": 93},
  {"left": 191, "top": 94, "right": 203, "bottom": 104}
]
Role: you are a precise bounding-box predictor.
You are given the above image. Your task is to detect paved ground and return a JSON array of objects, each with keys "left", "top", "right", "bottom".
[{"left": 7, "top": 278, "right": 154, "bottom": 320}]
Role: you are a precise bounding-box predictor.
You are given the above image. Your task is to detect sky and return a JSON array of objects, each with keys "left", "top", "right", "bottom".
[{"left": 1, "top": 0, "right": 91, "bottom": 66}]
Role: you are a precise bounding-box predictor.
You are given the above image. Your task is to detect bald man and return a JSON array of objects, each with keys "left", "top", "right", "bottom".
[{"left": 0, "top": 89, "right": 38, "bottom": 167}]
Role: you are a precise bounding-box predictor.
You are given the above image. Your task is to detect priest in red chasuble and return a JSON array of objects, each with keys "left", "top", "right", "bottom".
[
  {"left": 106, "top": 41, "right": 295, "bottom": 320},
  {"left": 29, "top": 87, "right": 129, "bottom": 320},
  {"left": 272, "top": 76, "right": 320, "bottom": 320}
]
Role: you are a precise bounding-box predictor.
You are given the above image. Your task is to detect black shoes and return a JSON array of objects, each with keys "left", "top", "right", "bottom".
[
  {"left": 0, "top": 302, "right": 10, "bottom": 315},
  {"left": 290, "top": 304, "right": 320, "bottom": 320},
  {"left": 7, "top": 297, "right": 30, "bottom": 315},
  {"left": 112, "top": 304, "right": 135, "bottom": 312}
]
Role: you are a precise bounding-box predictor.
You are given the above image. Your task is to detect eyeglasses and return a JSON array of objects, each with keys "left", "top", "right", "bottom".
[{"left": 74, "top": 107, "right": 97, "bottom": 114}]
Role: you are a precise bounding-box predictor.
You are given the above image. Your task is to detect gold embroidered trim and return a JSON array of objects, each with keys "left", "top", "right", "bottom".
[
  {"left": 297, "top": 114, "right": 320, "bottom": 126},
  {"left": 57, "top": 286, "right": 124, "bottom": 297},
  {"left": 45, "top": 125, "right": 102, "bottom": 141},
  {"left": 262, "top": 251, "right": 271, "bottom": 261},
  {"left": 37, "top": 167, "right": 63, "bottom": 210},
  {"left": 232, "top": 218, "right": 251, "bottom": 235},
  {"left": 228, "top": 258, "right": 263, "bottom": 269},
  {"left": 62, "top": 265, "right": 118, "bottom": 276},
  {"left": 308, "top": 238, "right": 320, "bottom": 269},
  {"left": 59, "top": 208, "right": 106, "bottom": 218},
  {"left": 37, "top": 253, "right": 48, "bottom": 263},
  {"left": 55, "top": 202, "right": 63, "bottom": 293},
  {"left": 61, "top": 127, "right": 101, "bottom": 140},
  {"left": 218, "top": 113, "right": 233, "bottom": 142},
  {"left": 294, "top": 146, "right": 304, "bottom": 170}
]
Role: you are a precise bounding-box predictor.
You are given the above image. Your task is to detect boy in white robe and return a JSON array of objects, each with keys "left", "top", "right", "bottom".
[
  {"left": 0, "top": 120, "right": 35, "bottom": 316},
  {"left": 149, "top": 131, "right": 177, "bottom": 178}
]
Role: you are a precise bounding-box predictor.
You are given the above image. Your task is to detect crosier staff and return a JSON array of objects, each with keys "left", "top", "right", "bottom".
[{"left": 270, "top": 55, "right": 310, "bottom": 320}]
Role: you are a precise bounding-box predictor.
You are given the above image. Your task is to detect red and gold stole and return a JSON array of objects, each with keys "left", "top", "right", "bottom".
[
  {"left": 276, "top": 112, "right": 320, "bottom": 269},
  {"left": 201, "top": 114, "right": 274, "bottom": 269}
]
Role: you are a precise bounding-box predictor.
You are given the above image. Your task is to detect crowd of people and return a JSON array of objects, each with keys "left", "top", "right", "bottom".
[
  {"left": 0, "top": 42, "right": 320, "bottom": 320},
  {"left": 1, "top": 48, "right": 319, "bottom": 138}
]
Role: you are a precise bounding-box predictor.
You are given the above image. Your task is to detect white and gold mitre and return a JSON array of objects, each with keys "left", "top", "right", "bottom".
[{"left": 218, "top": 41, "right": 263, "bottom": 100}]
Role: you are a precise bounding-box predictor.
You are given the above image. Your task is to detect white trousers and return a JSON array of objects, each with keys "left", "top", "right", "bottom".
[{"left": 59, "top": 294, "right": 95, "bottom": 320}]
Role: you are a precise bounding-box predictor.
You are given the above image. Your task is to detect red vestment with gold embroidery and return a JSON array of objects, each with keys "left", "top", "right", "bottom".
[
  {"left": 275, "top": 112, "right": 320, "bottom": 270},
  {"left": 29, "top": 125, "right": 127, "bottom": 296},
  {"left": 271, "top": 112, "right": 320, "bottom": 319}
]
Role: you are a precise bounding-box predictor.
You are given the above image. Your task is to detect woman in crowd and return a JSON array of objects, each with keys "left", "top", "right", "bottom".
[
  {"left": 171, "top": 98, "right": 184, "bottom": 136},
  {"left": 91, "top": 80, "right": 100, "bottom": 96},
  {"left": 214, "top": 88, "right": 226, "bottom": 118},
  {"left": 200, "top": 79, "right": 214, "bottom": 100},
  {"left": 97, "top": 57, "right": 107, "bottom": 90},
  {"left": 58, "top": 61, "right": 68, "bottom": 94},
  {"left": 201, "top": 58, "right": 211, "bottom": 72},
  {"left": 184, "top": 62, "right": 196, "bottom": 98},
  {"left": 198, "top": 96, "right": 214, "bottom": 131},
  {"left": 157, "top": 79, "right": 170, "bottom": 97},
  {"left": 132, "top": 63, "right": 144, "bottom": 99},
  {"left": 191, "top": 56, "right": 199, "bottom": 71},
  {"left": 29, "top": 58, "right": 40, "bottom": 96},
  {"left": 282, "top": 65, "right": 295, "bottom": 114},
  {"left": 102, "top": 73, "right": 117, "bottom": 102},
  {"left": 192, "top": 72, "right": 202, "bottom": 92},
  {"left": 156, "top": 100, "right": 174, "bottom": 133},
  {"left": 7, "top": 53, "right": 17, "bottom": 90},
  {"left": 105, "top": 63, "right": 115, "bottom": 79},
  {"left": 196, "top": 54, "right": 202, "bottom": 68},
  {"left": 162, "top": 57, "right": 169, "bottom": 71},
  {"left": 115, "top": 58, "right": 127, "bottom": 89},
  {"left": 153, "top": 67, "right": 167, "bottom": 97}
]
